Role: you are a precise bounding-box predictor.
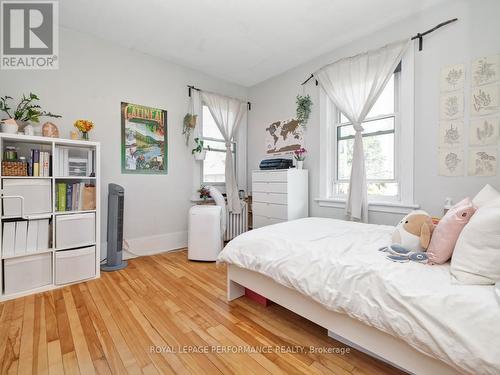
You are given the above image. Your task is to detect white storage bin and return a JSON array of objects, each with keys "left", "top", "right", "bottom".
[
  {"left": 56, "top": 213, "right": 95, "bottom": 249},
  {"left": 4, "top": 253, "right": 52, "bottom": 294},
  {"left": 2, "top": 179, "right": 52, "bottom": 216},
  {"left": 55, "top": 246, "right": 96, "bottom": 285}
]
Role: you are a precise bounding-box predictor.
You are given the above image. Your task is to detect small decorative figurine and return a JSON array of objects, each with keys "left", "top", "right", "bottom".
[
  {"left": 24, "top": 124, "right": 34, "bottom": 136},
  {"left": 42, "top": 121, "right": 59, "bottom": 138}
]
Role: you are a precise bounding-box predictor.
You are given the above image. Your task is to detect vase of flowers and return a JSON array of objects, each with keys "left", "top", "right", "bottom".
[
  {"left": 294, "top": 147, "right": 307, "bottom": 169},
  {"left": 198, "top": 185, "right": 211, "bottom": 200},
  {"left": 74, "top": 119, "right": 94, "bottom": 140}
]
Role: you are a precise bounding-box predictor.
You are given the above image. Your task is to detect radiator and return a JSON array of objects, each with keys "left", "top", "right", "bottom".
[{"left": 225, "top": 202, "right": 248, "bottom": 241}]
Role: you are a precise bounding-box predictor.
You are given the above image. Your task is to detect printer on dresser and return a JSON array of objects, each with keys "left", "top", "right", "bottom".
[{"left": 251, "top": 169, "right": 308, "bottom": 228}]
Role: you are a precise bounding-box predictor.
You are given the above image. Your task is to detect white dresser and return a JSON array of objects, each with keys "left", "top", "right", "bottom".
[{"left": 252, "top": 169, "right": 308, "bottom": 228}]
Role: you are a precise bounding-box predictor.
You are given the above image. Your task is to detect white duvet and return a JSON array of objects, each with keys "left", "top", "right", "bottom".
[{"left": 217, "top": 218, "right": 500, "bottom": 375}]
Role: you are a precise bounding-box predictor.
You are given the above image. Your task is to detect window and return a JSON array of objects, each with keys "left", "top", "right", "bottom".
[
  {"left": 334, "top": 73, "right": 400, "bottom": 200},
  {"left": 201, "top": 105, "right": 235, "bottom": 184},
  {"left": 318, "top": 50, "right": 415, "bottom": 212}
]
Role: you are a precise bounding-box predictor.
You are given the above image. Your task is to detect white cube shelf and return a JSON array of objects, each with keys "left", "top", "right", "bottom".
[{"left": 0, "top": 133, "right": 101, "bottom": 301}]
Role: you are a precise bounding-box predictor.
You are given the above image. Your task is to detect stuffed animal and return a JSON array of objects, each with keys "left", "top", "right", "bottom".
[{"left": 391, "top": 210, "right": 434, "bottom": 252}]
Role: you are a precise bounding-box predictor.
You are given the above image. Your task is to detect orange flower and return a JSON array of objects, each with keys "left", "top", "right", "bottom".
[{"left": 74, "top": 119, "right": 94, "bottom": 132}]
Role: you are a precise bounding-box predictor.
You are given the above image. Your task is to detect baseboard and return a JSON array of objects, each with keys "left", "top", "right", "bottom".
[{"left": 100, "top": 231, "right": 188, "bottom": 260}]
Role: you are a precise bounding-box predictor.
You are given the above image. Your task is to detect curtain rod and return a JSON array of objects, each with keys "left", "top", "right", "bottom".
[
  {"left": 300, "top": 17, "right": 458, "bottom": 86},
  {"left": 187, "top": 85, "right": 251, "bottom": 111}
]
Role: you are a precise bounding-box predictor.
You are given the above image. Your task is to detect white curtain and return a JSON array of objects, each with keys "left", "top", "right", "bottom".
[
  {"left": 200, "top": 91, "right": 246, "bottom": 213},
  {"left": 315, "top": 39, "right": 410, "bottom": 222}
]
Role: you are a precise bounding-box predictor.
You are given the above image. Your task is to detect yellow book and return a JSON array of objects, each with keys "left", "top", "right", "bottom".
[{"left": 33, "top": 162, "right": 39, "bottom": 177}]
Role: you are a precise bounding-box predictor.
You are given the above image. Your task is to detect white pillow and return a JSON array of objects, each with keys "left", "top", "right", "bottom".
[
  {"left": 473, "top": 184, "right": 500, "bottom": 208},
  {"left": 451, "top": 196, "right": 500, "bottom": 285}
]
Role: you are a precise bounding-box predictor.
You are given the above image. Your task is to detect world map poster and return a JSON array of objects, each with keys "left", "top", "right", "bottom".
[
  {"left": 121, "top": 102, "right": 168, "bottom": 174},
  {"left": 265, "top": 119, "right": 304, "bottom": 155}
]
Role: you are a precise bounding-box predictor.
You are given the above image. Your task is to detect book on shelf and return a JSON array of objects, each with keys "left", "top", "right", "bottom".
[
  {"left": 28, "top": 149, "right": 51, "bottom": 177},
  {"left": 56, "top": 182, "right": 95, "bottom": 212},
  {"left": 33, "top": 149, "right": 39, "bottom": 176},
  {"left": 57, "top": 183, "right": 66, "bottom": 212},
  {"left": 66, "top": 184, "right": 73, "bottom": 211}
]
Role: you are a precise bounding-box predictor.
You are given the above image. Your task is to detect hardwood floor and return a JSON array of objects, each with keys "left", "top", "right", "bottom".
[{"left": 0, "top": 250, "right": 403, "bottom": 375}]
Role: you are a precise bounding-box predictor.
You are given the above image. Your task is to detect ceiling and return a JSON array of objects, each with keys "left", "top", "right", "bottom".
[{"left": 60, "top": 0, "right": 446, "bottom": 87}]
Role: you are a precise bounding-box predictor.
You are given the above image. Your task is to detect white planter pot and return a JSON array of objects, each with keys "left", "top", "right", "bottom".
[
  {"left": 296, "top": 160, "right": 304, "bottom": 169},
  {"left": 1, "top": 119, "right": 19, "bottom": 134},
  {"left": 194, "top": 149, "right": 207, "bottom": 161}
]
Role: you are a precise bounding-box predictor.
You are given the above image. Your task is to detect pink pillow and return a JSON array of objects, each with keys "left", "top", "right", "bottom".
[{"left": 427, "top": 198, "right": 476, "bottom": 264}]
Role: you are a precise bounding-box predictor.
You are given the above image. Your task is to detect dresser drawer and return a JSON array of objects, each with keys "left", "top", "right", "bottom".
[
  {"left": 252, "top": 171, "right": 288, "bottom": 183},
  {"left": 253, "top": 202, "right": 288, "bottom": 220},
  {"left": 252, "top": 182, "right": 287, "bottom": 193},
  {"left": 253, "top": 192, "right": 287, "bottom": 205},
  {"left": 253, "top": 215, "right": 285, "bottom": 228}
]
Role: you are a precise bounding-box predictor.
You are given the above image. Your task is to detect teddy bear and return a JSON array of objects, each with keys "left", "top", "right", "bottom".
[
  {"left": 379, "top": 210, "right": 435, "bottom": 263},
  {"left": 392, "top": 210, "right": 434, "bottom": 252}
]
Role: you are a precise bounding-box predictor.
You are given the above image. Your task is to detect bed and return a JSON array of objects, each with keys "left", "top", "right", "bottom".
[{"left": 217, "top": 217, "right": 500, "bottom": 375}]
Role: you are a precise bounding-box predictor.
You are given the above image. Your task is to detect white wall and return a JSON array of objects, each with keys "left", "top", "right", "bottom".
[
  {"left": 247, "top": 0, "right": 500, "bottom": 225},
  {"left": 0, "top": 27, "right": 247, "bottom": 256}
]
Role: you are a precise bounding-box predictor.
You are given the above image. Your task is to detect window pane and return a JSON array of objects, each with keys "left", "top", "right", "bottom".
[
  {"left": 338, "top": 74, "right": 395, "bottom": 124},
  {"left": 204, "top": 139, "right": 234, "bottom": 152},
  {"left": 338, "top": 116, "right": 394, "bottom": 139},
  {"left": 338, "top": 124, "right": 355, "bottom": 138},
  {"left": 337, "top": 138, "right": 354, "bottom": 180},
  {"left": 368, "top": 182, "right": 398, "bottom": 196},
  {"left": 335, "top": 182, "right": 398, "bottom": 197},
  {"left": 337, "top": 118, "right": 395, "bottom": 180},
  {"left": 365, "top": 133, "right": 394, "bottom": 180},
  {"left": 363, "top": 116, "right": 394, "bottom": 133},
  {"left": 202, "top": 105, "right": 223, "bottom": 139},
  {"left": 340, "top": 112, "right": 350, "bottom": 124},
  {"left": 367, "top": 74, "right": 395, "bottom": 118},
  {"left": 203, "top": 150, "right": 226, "bottom": 183}
]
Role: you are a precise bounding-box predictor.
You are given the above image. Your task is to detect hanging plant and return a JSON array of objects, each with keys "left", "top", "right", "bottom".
[
  {"left": 192, "top": 137, "right": 209, "bottom": 161},
  {"left": 182, "top": 113, "right": 197, "bottom": 145},
  {"left": 296, "top": 94, "right": 312, "bottom": 127},
  {"left": 183, "top": 94, "right": 197, "bottom": 145}
]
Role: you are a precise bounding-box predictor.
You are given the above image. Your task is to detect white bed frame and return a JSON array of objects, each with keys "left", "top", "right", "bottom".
[{"left": 227, "top": 264, "right": 459, "bottom": 375}]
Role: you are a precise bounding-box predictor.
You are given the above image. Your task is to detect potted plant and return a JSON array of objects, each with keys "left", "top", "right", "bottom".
[
  {"left": 294, "top": 147, "right": 307, "bottom": 169},
  {"left": 192, "top": 137, "right": 208, "bottom": 161},
  {"left": 183, "top": 113, "right": 197, "bottom": 145},
  {"left": 0, "top": 93, "right": 61, "bottom": 133},
  {"left": 296, "top": 94, "right": 312, "bottom": 127}
]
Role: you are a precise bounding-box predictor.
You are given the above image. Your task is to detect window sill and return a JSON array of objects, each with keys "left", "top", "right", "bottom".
[
  {"left": 314, "top": 197, "right": 419, "bottom": 215},
  {"left": 191, "top": 198, "right": 215, "bottom": 203}
]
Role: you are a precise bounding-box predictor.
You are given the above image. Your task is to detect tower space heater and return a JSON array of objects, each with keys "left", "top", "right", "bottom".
[{"left": 101, "top": 183, "right": 127, "bottom": 271}]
